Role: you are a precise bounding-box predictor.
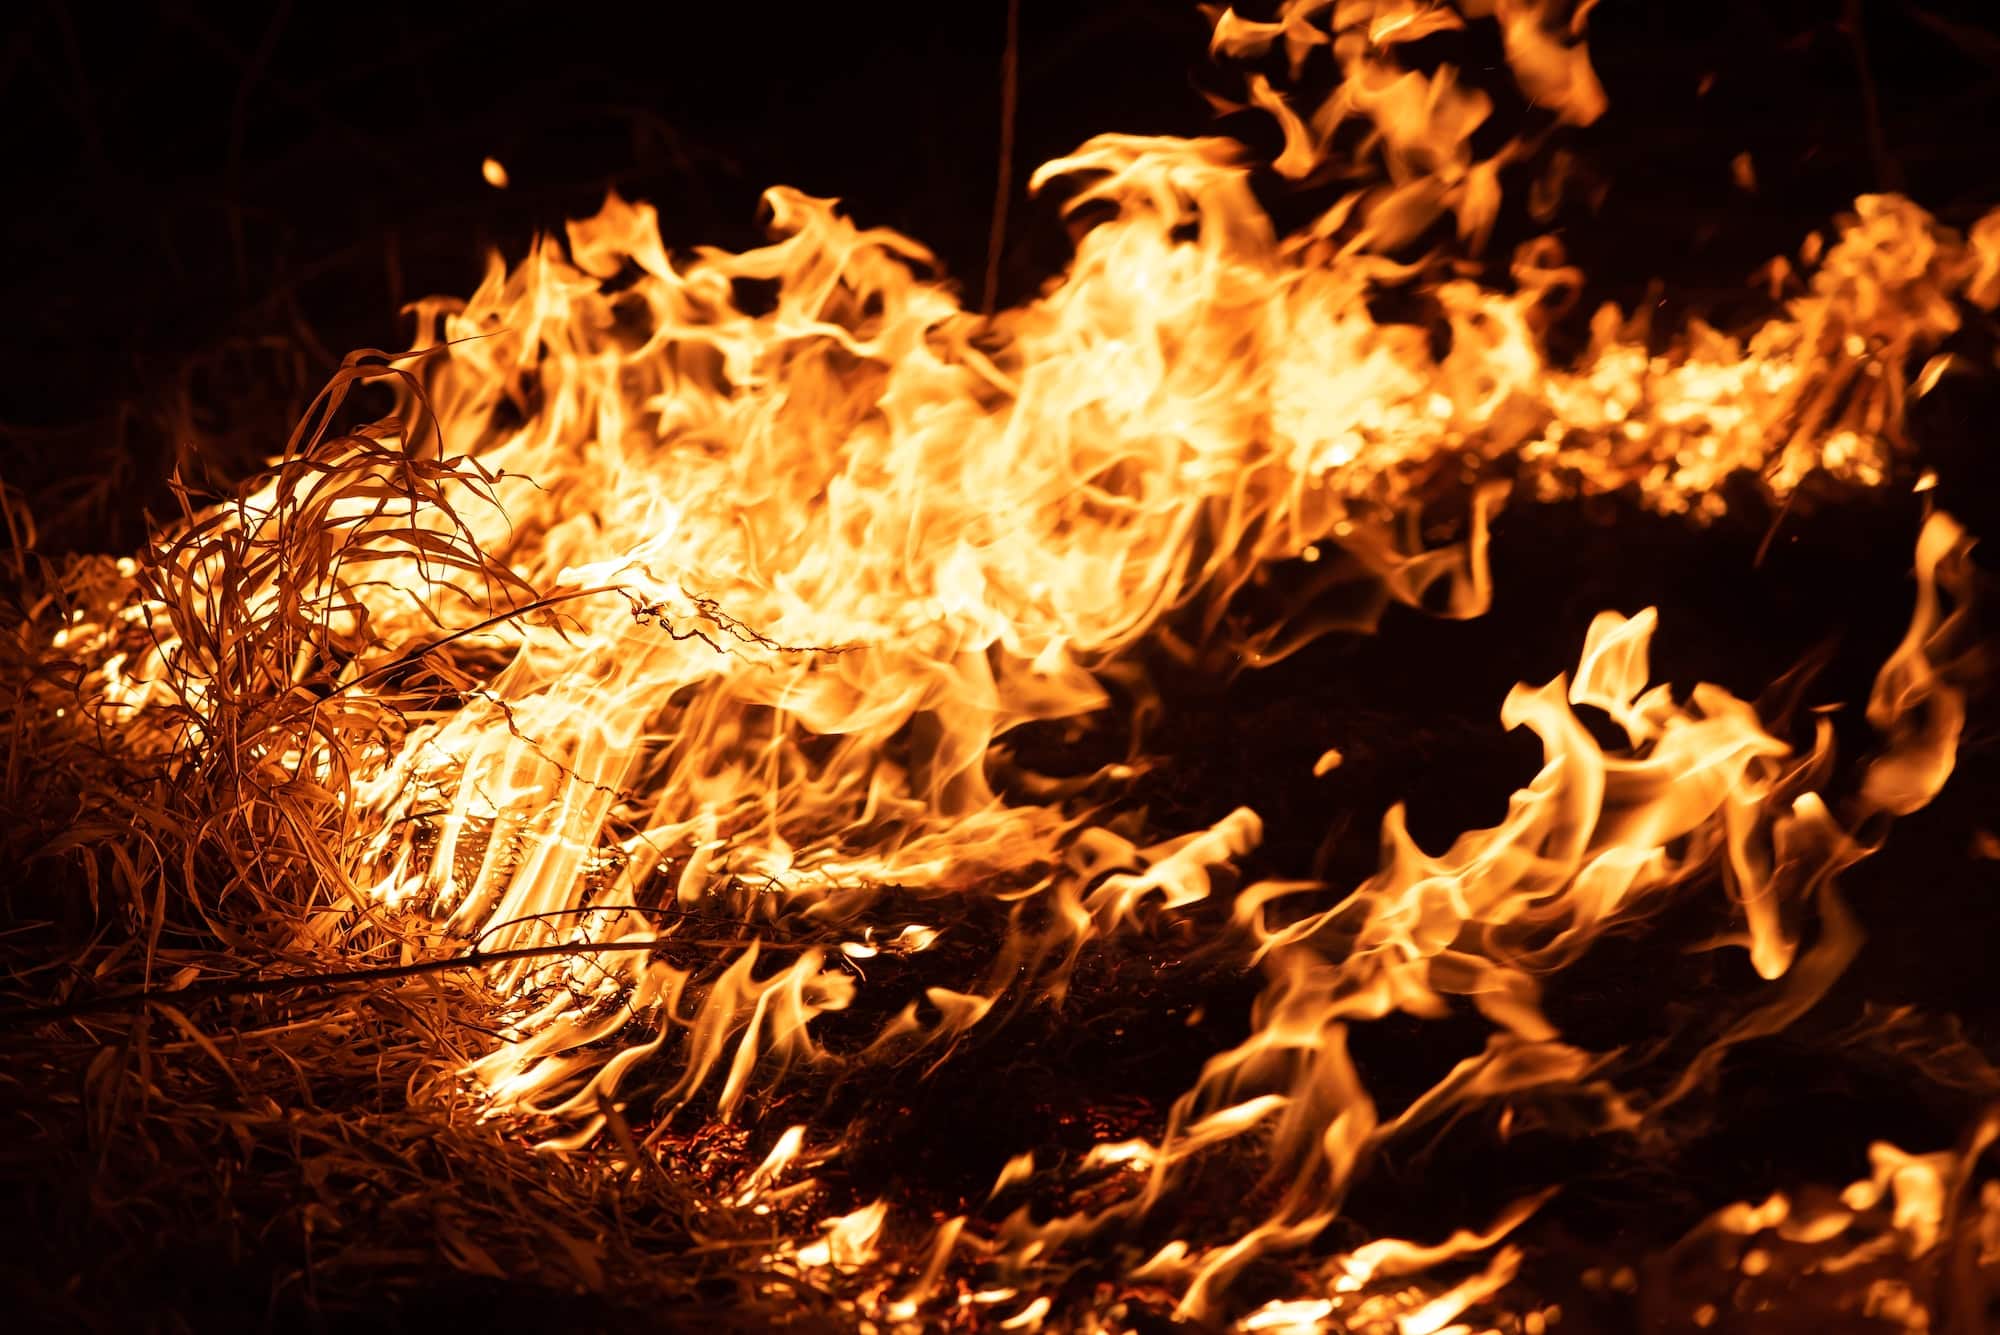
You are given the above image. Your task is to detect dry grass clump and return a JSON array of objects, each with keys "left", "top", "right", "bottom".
[{"left": 0, "top": 359, "right": 836, "bottom": 1329}]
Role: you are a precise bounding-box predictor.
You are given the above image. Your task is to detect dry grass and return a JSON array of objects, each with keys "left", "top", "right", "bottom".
[
  {"left": 0, "top": 363, "right": 854, "bottom": 1330},
  {"left": 5, "top": 340, "right": 1997, "bottom": 1331}
]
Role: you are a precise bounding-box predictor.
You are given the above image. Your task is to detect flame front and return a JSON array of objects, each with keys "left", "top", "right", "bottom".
[{"left": 42, "top": 1, "right": 2000, "bottom": 1328}]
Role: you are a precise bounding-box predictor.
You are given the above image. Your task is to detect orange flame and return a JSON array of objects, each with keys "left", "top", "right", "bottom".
[{"left": 44, "top": 1, "right": 2000, "bottom": 1325}]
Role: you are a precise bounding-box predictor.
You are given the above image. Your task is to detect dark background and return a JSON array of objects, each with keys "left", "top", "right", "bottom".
[{"left": 4, "top": 0, "right": 2000, "bottom": 548}]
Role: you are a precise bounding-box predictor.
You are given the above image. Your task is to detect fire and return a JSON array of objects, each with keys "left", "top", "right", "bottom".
[
  {"left": 978, "top": 511, "right": 1975, "bottom": 1320},
  {"left": 31, "top": 0, "right": 2000, "bottom": 1327},
  {"left": 1666, "top": 1113, "right": 2000, "bottom": 1331}
]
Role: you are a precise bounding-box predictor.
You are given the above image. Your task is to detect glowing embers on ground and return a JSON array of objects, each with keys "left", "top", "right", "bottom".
[{"left": 1654, "top": 1116, "right": 2000, "bottom": 1333}]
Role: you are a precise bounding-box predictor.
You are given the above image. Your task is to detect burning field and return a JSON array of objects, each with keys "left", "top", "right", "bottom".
[{"left": 6, "top": 2, "right": 2000, "bottom": 1331}]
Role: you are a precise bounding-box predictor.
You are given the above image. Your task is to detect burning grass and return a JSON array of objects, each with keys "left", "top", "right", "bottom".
[
  {"left": 0, "top": 425, "right": 693, "bottom": 1323},
  {"left": 8, "top": 2, "right": 2000, "bottom": 1330},
  {"left": 6, "top": 441, "right": 1997, "bottom": 1331}
]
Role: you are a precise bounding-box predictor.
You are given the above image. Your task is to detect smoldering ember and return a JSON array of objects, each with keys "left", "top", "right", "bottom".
[{"left": 5, "top": 2, "right": 2000, "bottom": 1331}]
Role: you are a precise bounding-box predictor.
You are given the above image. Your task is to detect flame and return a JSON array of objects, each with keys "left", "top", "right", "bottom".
[
  {"left": 40, "top": 0, "right": 2000, "bottom": 1326},
  {"left": 793, "top": 1200, "right": 888, "bottom": 1271},
  {"left": 971, "top": 517, "right": 1971, "bottom": 1319},
  {"left": 1667, "top": 1113, "right": 2000, "bottom": 1330}
]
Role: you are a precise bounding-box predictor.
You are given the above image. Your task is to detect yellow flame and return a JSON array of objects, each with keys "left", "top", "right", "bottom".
[{"left": 45, "top": 1, "right": 1999, "bottom": 1326}]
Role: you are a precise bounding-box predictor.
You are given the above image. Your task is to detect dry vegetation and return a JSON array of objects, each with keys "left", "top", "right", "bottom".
[
  {"left": 0, "top": 364, "right": 843, "bottom": 1330},
  {"left": 8, "top": 7, "right": 2000, "bottom": 1329}
]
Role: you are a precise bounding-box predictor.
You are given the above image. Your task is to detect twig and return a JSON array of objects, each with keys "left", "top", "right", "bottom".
[
  {"left": 1842, "top": 0, "right": 1905, "bottom": 193},
  {"left": 0, "top": 934, "right": 795, "bottom": 1029},
  {"left": 982, "top": 0, "right": 1022, "bottom": 317},
  {"left": 225, "top": 1, "right": 293, "bottom": 294}
]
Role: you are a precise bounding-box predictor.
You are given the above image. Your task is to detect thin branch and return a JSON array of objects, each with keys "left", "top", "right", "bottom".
[
  {"left": 1842, "top": 0, "right": 1905, "bottom": 193},
  {"left": 982, "top": 0, "right": 1022, "bottom": 317},
  {"left": 0, "top": 932, "right": 802, "bottom": 1029}
]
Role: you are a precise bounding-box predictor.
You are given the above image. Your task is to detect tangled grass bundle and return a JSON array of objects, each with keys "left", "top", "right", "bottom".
[{"left": 0, "top": 355, "right": 810, "bottom": 1329}]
